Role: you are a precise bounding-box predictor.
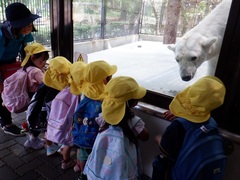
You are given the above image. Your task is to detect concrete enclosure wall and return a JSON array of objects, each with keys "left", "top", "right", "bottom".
[{"left": 73, "top": 34, "right": 163, "bottom": 56}]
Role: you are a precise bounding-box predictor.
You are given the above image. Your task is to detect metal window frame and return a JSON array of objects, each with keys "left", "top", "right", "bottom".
[{"left": 50, "top": 0, "right": 73, "bottom": 62}]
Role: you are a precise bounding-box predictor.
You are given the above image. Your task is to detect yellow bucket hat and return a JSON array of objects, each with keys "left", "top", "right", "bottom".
[
  {"left": 82, "top": 60, "right": 117, "bottom": 100},
  {"left": 102, "top": 76, "right": 146, "bottom": 125},
  {"left": 43, "top": 56, "right": 72, "bottom": 91},
  {"left": 69, "top": 61, "right": 87, "bottom": 95},
  {"left": 169, "top": 76, "right": 226, "bottom": 123},
  {"left": 21, "top": 42, "right": 50, "bottom": 66}
]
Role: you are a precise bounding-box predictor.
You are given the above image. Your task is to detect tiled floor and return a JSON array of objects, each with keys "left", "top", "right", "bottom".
[
  {"left": 0, "top": 112, "right": 79, "bottom": 180},
  {"left": 0, "top": 112, "right": 151, "bottom": 180}
]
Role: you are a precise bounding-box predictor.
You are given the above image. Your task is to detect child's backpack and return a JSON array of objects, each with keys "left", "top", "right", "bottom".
[
  {"left": 172, "top": 117, "right": 227, "bottom": 180},
  {"left": 72, "top": 95, "right": 102, "bottom": 149},
  {"left": 2, "top": 66, "right": 34, "bottom": 113},
  {"left": 26, "top": 84, "right": 59, "bottom": 132},
  {"left": 46, "top": 87, "right": 79, "bottom": 145},
  {"left": 84, "top": 125, "right": 138, "bottom": 179}
]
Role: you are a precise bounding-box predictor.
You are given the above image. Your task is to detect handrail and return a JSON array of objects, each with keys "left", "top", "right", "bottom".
[
  {"left": 135, "top": 102, "right": 240, "bottom": 145},
  {"left": 134, "top": 102, "right": 166, "bottom": 119}
]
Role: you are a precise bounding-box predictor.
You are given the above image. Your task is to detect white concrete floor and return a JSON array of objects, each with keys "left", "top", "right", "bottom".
[{"left": 87, "top": 41, "right": 208, "bottom": 97}]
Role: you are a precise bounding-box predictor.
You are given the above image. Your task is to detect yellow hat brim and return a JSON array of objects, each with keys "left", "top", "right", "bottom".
[
  {"left": 169, "top": 90, "right": 210, "bottom": 123},
  {"left": 43, "top": 70, "right": 70, "bottom": 91},
  {"left": 102, "top": 100, "right": 126, "bottom": 125},
  {"left": 21, "top": 49, "right": 50, "bottom": 67},
  {"left": 82, "top": 82, "right": 105, "bottom": 100},
  {"left": 70, "top": 81, "right": 83, "bottom": 95},
  {"left": 169, "top": 76, "right": 225, "bottom": 123},
  {"left": 108, "top": 65, "right": 117, "bottom": 76}
]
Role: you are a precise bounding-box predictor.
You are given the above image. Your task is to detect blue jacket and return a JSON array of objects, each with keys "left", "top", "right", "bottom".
[{"left": 0, "top": 23, "right": 34, "bottom": 64}]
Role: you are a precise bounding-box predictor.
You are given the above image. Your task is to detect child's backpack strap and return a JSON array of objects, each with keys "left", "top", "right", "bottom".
[{"left": 172, "top": 117, "right": 227, "bottom": 180}]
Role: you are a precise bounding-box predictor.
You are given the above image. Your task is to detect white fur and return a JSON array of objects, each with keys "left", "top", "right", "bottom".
[{"left": 168, "top": 0, "right": 232, "bottom": 81}]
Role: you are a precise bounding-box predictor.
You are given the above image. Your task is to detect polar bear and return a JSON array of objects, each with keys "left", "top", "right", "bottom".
[{"left": 168, "top": 0, "right": 232, "bottom": 81}]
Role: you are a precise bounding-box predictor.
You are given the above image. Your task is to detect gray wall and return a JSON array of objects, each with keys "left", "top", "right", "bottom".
[{"left": 73, "top": 34, "right": 163, "bottom": 56}]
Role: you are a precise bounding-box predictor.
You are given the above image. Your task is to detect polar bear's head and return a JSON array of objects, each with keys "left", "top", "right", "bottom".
[{"left": 168, "top": 35, "right": 217, "bottom": 81}]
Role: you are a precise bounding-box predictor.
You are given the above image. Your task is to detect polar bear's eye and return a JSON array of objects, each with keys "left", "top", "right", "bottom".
[
  {"left": 175, "top": 58, "right": 180, "bottom": 62},
  {"left": 191, "top": 56, "right": 197, "bottom": 61}
]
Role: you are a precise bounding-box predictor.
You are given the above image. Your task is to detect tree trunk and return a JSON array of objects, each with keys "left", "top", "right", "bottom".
[
  {"left": 159, "top": 0, "right": 167, "bottom": 35},
  {"left": 150, "top": 0, "right": 159, "bottom": 35},
  {"left": 120, "top": 0, "right": 127, "bottom": 21},
  {"left": 163, "top": 0, "right": 181, "bottom": 44}
]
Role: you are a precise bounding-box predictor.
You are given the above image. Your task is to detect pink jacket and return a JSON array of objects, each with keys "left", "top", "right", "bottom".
[{"left": 27, "top": 67, "right": 44, "bottom": 92}]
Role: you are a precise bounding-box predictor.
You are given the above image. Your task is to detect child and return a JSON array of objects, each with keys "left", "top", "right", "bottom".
[
  {"left": 21, "top": 42, "right": 50, "bottom": 97},
  {"left": 152, "top": 76, "right": 226, "bottom": 179},
  {"left": 72, "top": 60, "right": 117, "bottom": 179},
  {"left": 24, "top": 56, "right": 71, "bottom": 150},
  {"left": 43, "top": 56, "right": 72, "bottom": 154},
  {"left": 84, "top": 76, "right": 149, "bottom": 180},
  {"left": 21, "top": 42, "right": 50, "bottom": 149},
  {"left": 46, "top": 61, "right": 87, "bottom": 170}
]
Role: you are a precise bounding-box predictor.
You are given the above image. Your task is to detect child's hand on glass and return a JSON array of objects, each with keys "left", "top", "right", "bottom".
[{"left": 163, "top": 110, "right": 176, "bottom": 121}]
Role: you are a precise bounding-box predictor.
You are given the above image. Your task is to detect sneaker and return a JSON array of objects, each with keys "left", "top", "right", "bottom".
[
  {"left": 1, "top": 123, "right": 4, "bottom": 130},
  {"left": 57, "top": 144, "right": 65, "bottom": 153},
  {"left": 21, "top": 121, "right": 29, "bottom": 132},
  {"left": 78, "top": 172, "right": 87, "bottom": 180},
  {"left": 24, "top": 138, "right": 44, "bottom": 149},
  {"left": 46, "top": 143, "right": 60, "bottom": 156},
  {"left": 73, "top": 164, "right": 81, "bottom": 172},
  {"left": 3, "top": 124, "right": 25, "bottom": 136},
  {"left": 61, "top": 159, "right": 76, "bottom": 169},
  {"left": 38, "top": 137, "right": 46, "bottom": 143}
]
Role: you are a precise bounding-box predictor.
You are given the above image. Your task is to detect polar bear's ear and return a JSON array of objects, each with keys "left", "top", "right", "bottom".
[
  {"left": 167, "top": 44, "right": 175, "bottom": 52},
  {"left": 203, "top": 37, "right": 218, "bottom": 48}
]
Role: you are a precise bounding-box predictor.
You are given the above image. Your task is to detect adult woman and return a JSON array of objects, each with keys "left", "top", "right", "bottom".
[{"left": 0, "top": 2, "right": 40, "bottom": 136}]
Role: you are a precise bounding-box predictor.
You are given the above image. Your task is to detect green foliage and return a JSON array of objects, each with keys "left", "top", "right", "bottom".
[
  {"left": 107, "top": 9, "right": 120, "bottom": 17},
  {"left": 33, "top": 25, "right": 51, "bottom": 44},
  {"left": 34, "top": 33, "right": 51, "bottom": 44},
  {"left": 84, "top": 7, "right": 95, "bottom": 14},
  {"left": 74, "top": 23, "right": 101, "bottom": 40}
]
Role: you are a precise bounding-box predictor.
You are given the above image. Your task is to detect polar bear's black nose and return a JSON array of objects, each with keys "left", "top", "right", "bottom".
[{"left": 182, "top": 76, "right": 192, "bottom": 81}]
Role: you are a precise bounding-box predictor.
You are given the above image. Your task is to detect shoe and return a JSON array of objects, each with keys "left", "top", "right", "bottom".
[
  {"left": 38, "top": 137, "right": 46, "bottom": 143},
  {"left": 46, "top": 143, "right": 60, "bottom": 156},
  {"left": 24, "top": 138, "right": 44, "bottom": 149},
  {"left": 21, "top": 121, "right": 29, "bottom": 132},
  {"left": 73, "top": 164, "right": 81, "bottom": 172},
  {"left": 57, "top": 144, "right": 65, "bottom": 153},
  {"left": 1, "top": 123, "right": 4, "bottom": 130},
  {"left": 78, "top": 172, "right": 87, "bottom": 180},
  {"left": 3, "top": 124, "right": 25, "bottom": 136},
  {"left": 61, "top": 159, "right": 76, "bottom": 169}
]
